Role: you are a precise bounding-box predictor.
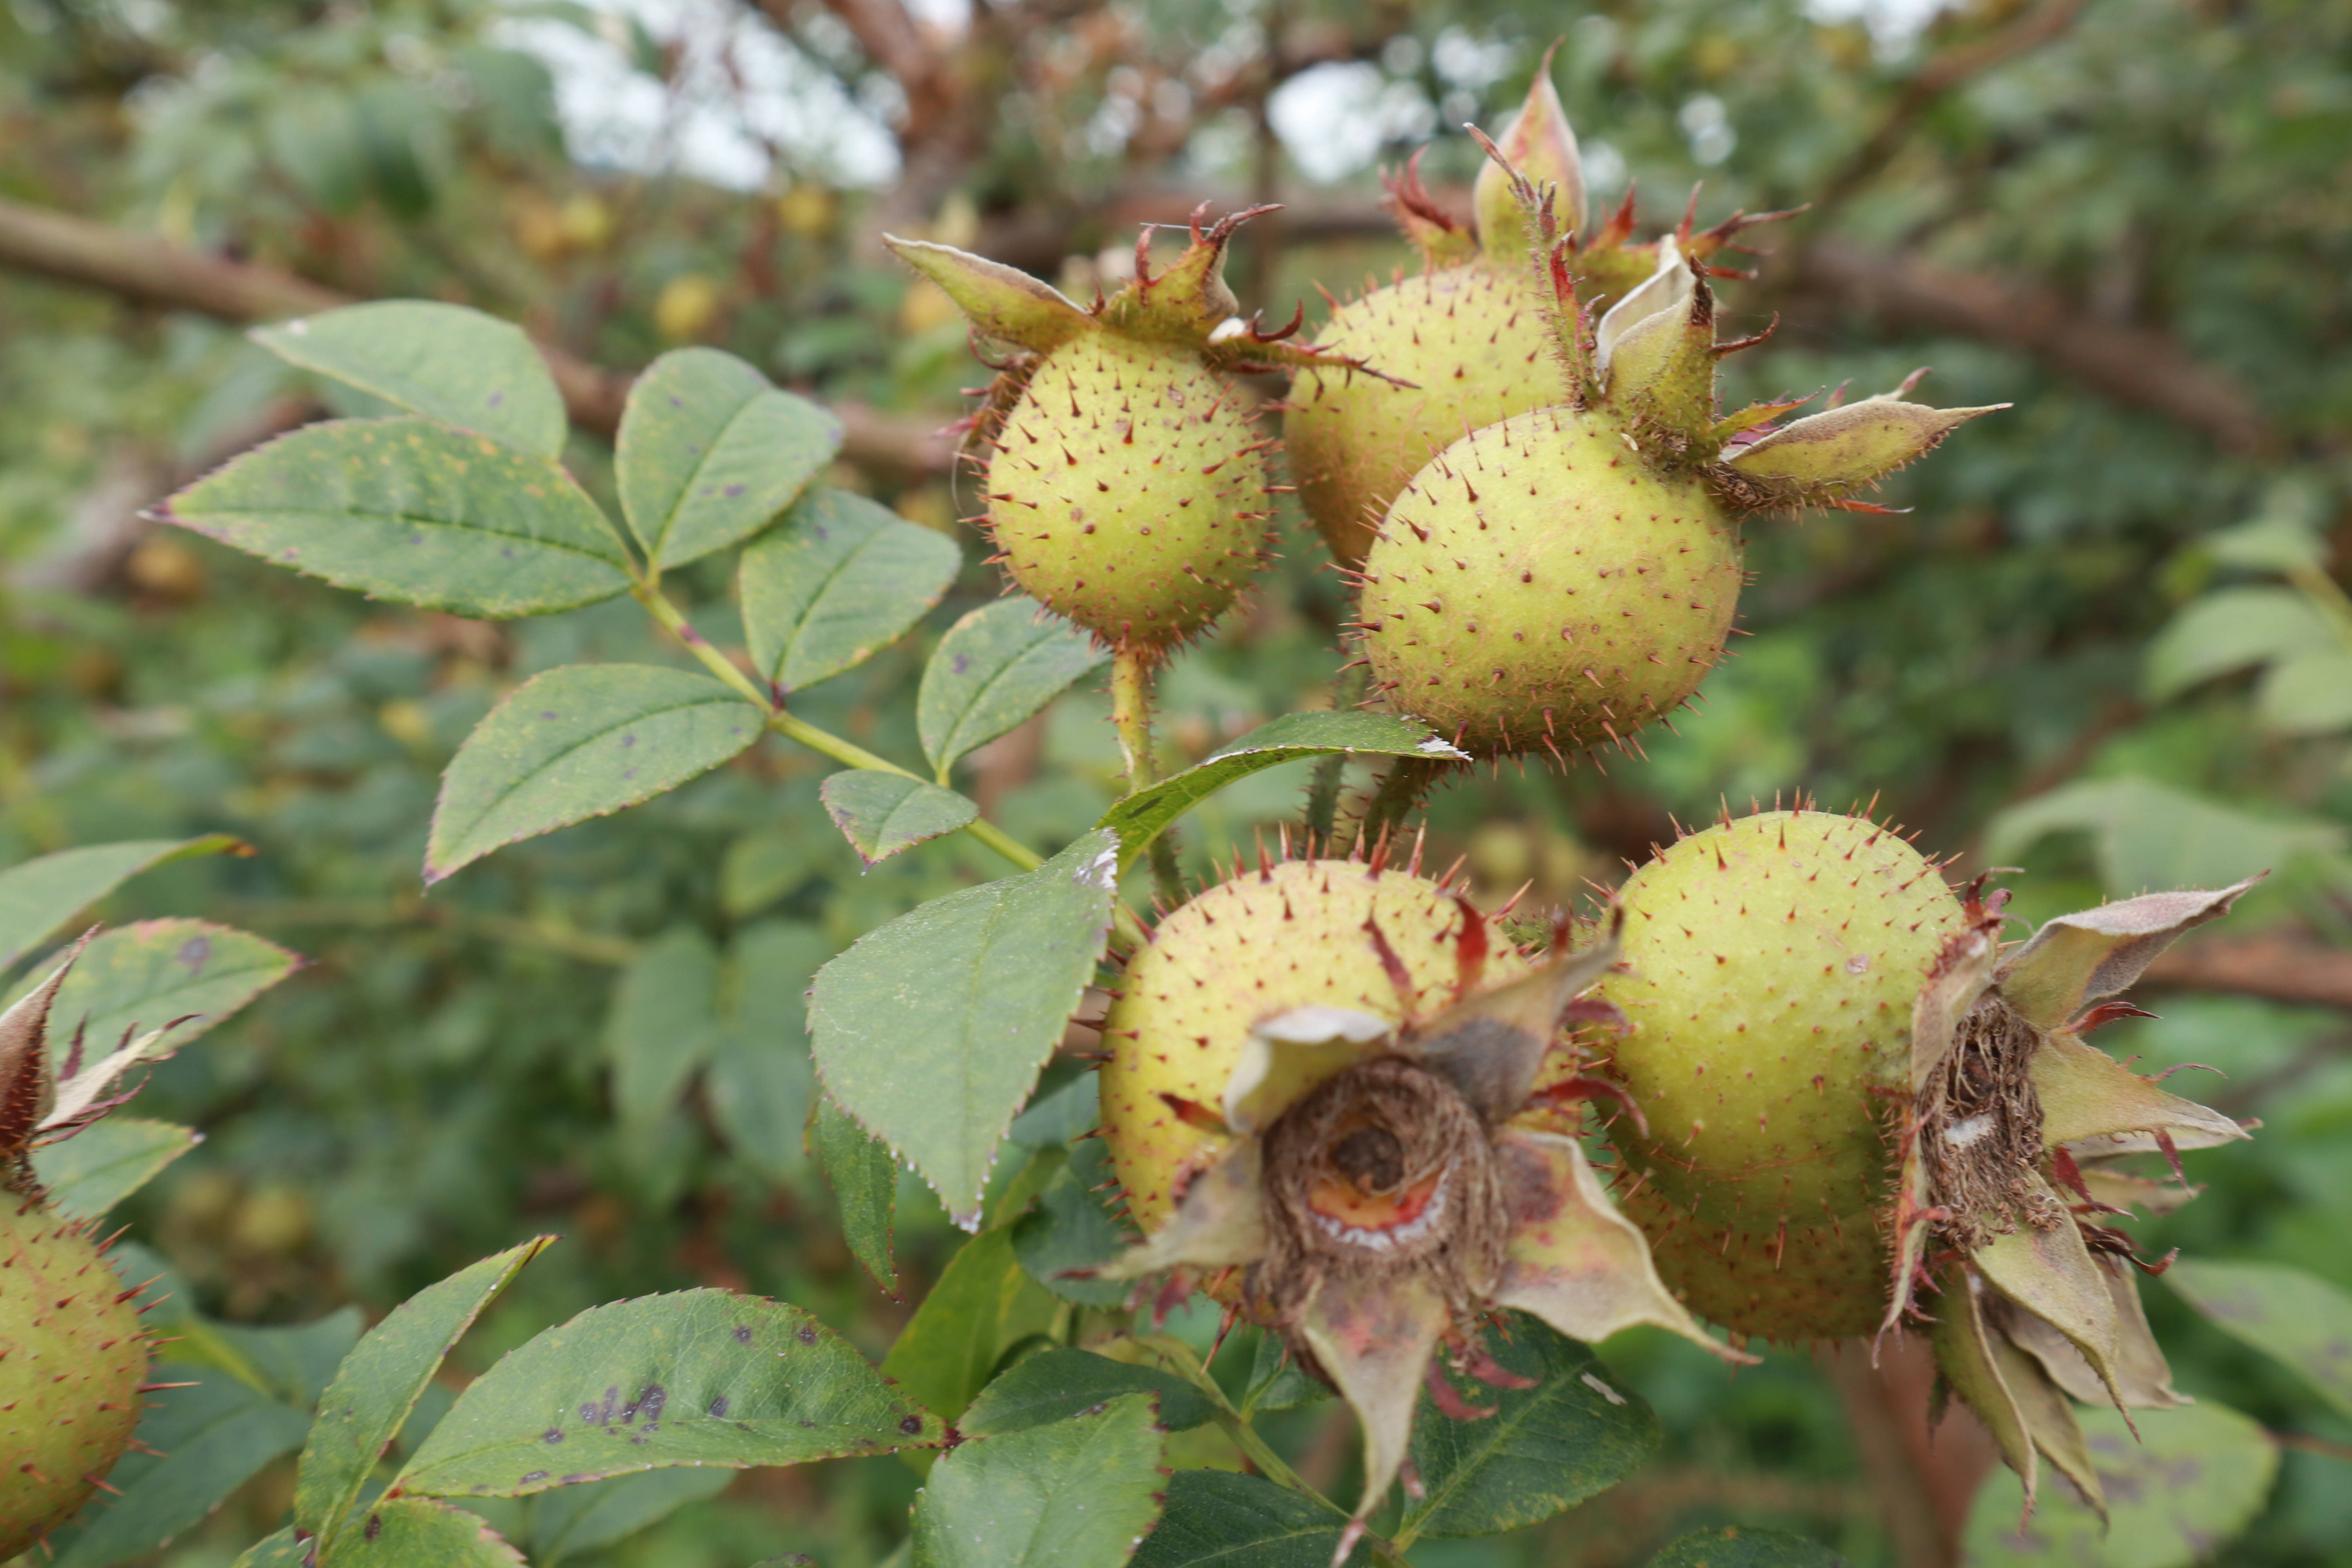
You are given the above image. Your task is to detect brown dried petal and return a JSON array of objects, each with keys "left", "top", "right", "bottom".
[
  {"left": 2007, "top": 1258, "right": 2187, "bottom": 1412},
  {"left": 1407, "top": 913, "right": 1621, "bottom": 1124},
  {"left": 1298, "top": 1267, "right": 1451, "bottom": 1521},
  {"left": 1096, "top": 1140, "right": 1269, "bottom": 1281}
]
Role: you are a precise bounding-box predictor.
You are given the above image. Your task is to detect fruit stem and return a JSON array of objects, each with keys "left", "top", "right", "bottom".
[
  {"left": 632, "top": 581, "right": 1049, "bottom": 875},
  {"left": 1304, "top": 664, "right": 1369, "bottom": 847},
  {"left": 1357, "top": 755, "right": 1441, "bottom": 851},
  {"left": 1109, "top": 644, "right": 1185, "bottom": 904}
]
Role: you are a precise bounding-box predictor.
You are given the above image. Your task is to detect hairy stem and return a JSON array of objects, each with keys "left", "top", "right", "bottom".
[
  {"left": 1109, "top": 644, "right": 1185, "bottom": 904},
  {"left": 1358, "top": 755, "right": 1441, "bottom": 853},
  {"left": 1303, "top": 665, "right": 1369, "bottom": 849}
]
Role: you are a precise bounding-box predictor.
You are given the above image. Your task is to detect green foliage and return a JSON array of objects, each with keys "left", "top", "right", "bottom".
[
  {"left": 252, "top": 303, "right": 568, "bottom": 458},
  {"left": 160, "top": 419, "right": 634, "bottom": 619},
  {"left": 396, "top": 1289, "right": 944, "bottom": 1495},
  {"left": 809, "top": 831, "right": 1118, "bottom": 1223},
  {"left": 814, "top": 1095, "right": 902, "bottom": 1294},
  {"left": 425, "top": 666, "right": 765, "bottom": 881},
  {"left": 960, "top": 1347, "right": 1217, "bottom": 1436},
  {"left": 296, "top": 1237, "right": 549, "bottom": 1549},
  {"left": 0, "top": 837, "right": 245, "bottom": 971},
  {"left": 1962, "top": 1403, "right": 2278, "bottom": 1568},
  {"left": 823, "top": 772, "right": 980, "bottom": 866},
  {"left": 1399, "top": 1315, "right": 1661, "bottom": 1541},
  {"left": 2167, "top": 1260, "right": 2352, "bottom": 1419},
  {"left": 909, "top": 1393, "right": 1168, "bottom": 1568},
  {"left": 1129, "top": 1472, "right": 1348, "bottom": 1567},
  {"left": 31, "top": 1117, "right": 198, "bottom": 1219},
  {"left": 617, "top": 349, "right": 842, "bottom": 572},
  {"left": 40, "top": 918, "right": 298, "bottom": 1057},
  {"left": 1644, "top": 1527, "right": 1848, "bottom": 1567},
  {"left": 918, "top": 599, "right": 1109, "bottom": 779},
  {"left": 743, "top": 488, "right": 962, "bottom": 692},
  {"left": 881, "top": 1228, "right": 1057, "bottom": 1425}
]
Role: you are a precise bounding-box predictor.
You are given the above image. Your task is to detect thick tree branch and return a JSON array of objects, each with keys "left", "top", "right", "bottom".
[{"left": 0, "top": 194, "right": 955, "bottom": 474}]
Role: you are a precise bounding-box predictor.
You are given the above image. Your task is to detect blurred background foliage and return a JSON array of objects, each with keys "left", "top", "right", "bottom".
[{"left": 2, "top": 0, "right": 2350, "bottom": 1562}]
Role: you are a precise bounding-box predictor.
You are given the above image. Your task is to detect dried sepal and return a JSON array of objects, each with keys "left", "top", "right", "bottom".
[
  {"left": 1474, "top": 49, "right": 1585, "bottom": 262},
  {"left": 1936, "top": 1270, "right": 2107, "bottom": 1522},
  {"left": 1972, "top": 1177, "right": 2128, "bottom": 1416},
  {"left": 1881, "top": 914, "right": 2001, "bottom": 1336},
  {"left": 1298, "top": 1269, "right": 1452, "bottom": 1522},
  {"left": 881, "top": 235, "right": 1095, "bottom": 355},
  {"left": 1096, "top": 1140, "right": 1269, "bottom": 1279},
  {"left": 1995, "top": 878, "right": 2261, "bottom": 1034},
  {"left": 0, "top": 933, "right": 95, "bottom": 1165},
  {"left": 1490, "top": 1128, "right": 1744, "bottom": 1359},
  {"left": 1408, "top": 910, "right": 1621, "bottom": 1123},
  {"left": 2031, "top": 1027, "right": 2246, "bottom": 1151},
  {"left": 2074, "top": 1157, "right": 2200, "bottom": 1216},
  {"left": 2006, "top": 1256, "right": 2187, "bottom": 1412},
  {"left": 1722, "top": 388, "right": 2008, "bottom": 501},
  {"left": 1383, "top": 150, "right": 1476, "bottom": 270}
]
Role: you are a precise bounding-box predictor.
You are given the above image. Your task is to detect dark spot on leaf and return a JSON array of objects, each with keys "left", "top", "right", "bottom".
[
  {"left": 488, "top": 391, "right": 505, "bottom": 408},
  {"left": 175, "top": 934, "right": 213, "bottom": 972},
  {"left": 621, "top": 733, "right": 637, "bottom": 748},
  {"left": 734, "top": 1326, "right": 753, "bottom": 1344},
  {"left": 365, "top": 1515, "right": 382, "bottom": 1542},
  {"left": 409, "top": 532, "right": 425, "bottom": 545},
  {"left": 560, "top": 1472, "right": 597, "bottom": 1484},
  {"left": 580, "top": 1403, "right": 600, "bottom": 1423},
  {"left": 899, "top": 1415, "right": 924, "bottom": 1435},
  {"left": 796, "top": 1326, "right": 817, "bottom": 1345},
  {"left": 543, "top": 1427, "right": 564, "bottom": 1443},
  {"left": 637, "top": 1385, "right": 666, "bottom": 1423},
  {"left": 710, "top": 1396, "right": 730, "bottom": 1417},
  {"left": 723, "top": 484, "right": 744, "bottom": 497},
  {"left": 542, "top": 711, "right": 560, "bottom": 720},
  {"left": 951, "top": 654, "right": 970, "bottom": 674},
  {"left": 520, "top": 1469, "right": 548, "bottom": 1483}
]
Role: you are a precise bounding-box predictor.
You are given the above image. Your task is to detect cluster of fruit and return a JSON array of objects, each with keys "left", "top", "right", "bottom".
[{"left": 898, "top": 66, "right": 2249, "bottom": 1542}]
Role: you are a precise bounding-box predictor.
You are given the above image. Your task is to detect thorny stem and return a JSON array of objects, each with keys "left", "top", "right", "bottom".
[
  {"left": 1110, "top": 644, "right": 1186, "bottom": 905},
  {"left": 632, "top": 581, "right": 1045, "bottom": 874},
  {"left": 1358, "top": 755, "right": 1442, "bottom": 852},
  {"left": 1303, "top": 666, "right": 1369, "bottom": 846}
]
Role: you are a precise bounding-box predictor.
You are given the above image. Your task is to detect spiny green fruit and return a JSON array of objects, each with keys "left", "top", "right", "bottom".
[
  {"left": 1286, "top": 62, "right": 1777, "bottom": 570},
  {"left": 1619, "top": 1187, "right": 1886, "bottom": 1341},
  {"left": 0, "top": 949, "right": 150, "bottom": 1556},
  {"left": 888, "top": 209, "right": 1370, "bottom": 651},
  {"left": 1356, "top": 148, "right": 2004, "bottom": 759},
  {"left": 0, "top": 1201, "right": 146, "bottom": 1556},
  {"left": 1100, "top": 851, "right": 1528, "bottom": 1236},
  {"left": 1598, "top": 810, "right": 1965, "bottom": 1238}
]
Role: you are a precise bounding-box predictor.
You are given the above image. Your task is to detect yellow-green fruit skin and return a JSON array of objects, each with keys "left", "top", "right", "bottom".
[
  {"left": 1622, "top": 1187, "right": 1887, "bottom": 1341},
  {"left": 1358, "top": 409, "right": 1741, "bottom": 758},
  {"left": 1601, "top": 811, "right": 1965, "bottom": 1234},
  {"left": 0, "top": 1202, "right": 145, "bottom": 1555},
  {"left": 1100, "top": 860, "right": 1527, "bottom": 1235},
  {"left": 989, "top": 334, "right": 1265, "bottom": 648},
  {"left": 1285, "top": 264, "right": 1555, "bottom": 570}
]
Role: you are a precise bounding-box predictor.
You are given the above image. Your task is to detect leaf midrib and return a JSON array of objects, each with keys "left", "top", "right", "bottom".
[
  {"left": 934, "top": 628, "right": 1081, "bottom": 766},
  {"left": 649, "top": 383, "right": 769, "bottom": 563},
  {"left": 194, "top": 502, "right": 628, "bottom": 569}
]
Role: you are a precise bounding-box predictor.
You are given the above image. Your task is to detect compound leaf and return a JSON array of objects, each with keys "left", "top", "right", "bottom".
[
  {"left": 742, "top": 488, "right": 960, "bottom": 691},
  {"left": 917, "top": 599, "right": 1105, "bottom": 778},
  {"left": 617, "top": 348, "right": 842, "bottom": 570},
  {"left": 910, "top": 1393, "right": 1166, "bottom": 1568},
  {"left": 821, "top": 772, "right": 978, "bottom": 867}
]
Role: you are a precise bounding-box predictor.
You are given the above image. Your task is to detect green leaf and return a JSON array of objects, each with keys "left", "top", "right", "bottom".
[
  {"left": 962, "top": 1348, "right": 1215, "bottom": 1437},
  {"left": 2257, "top": 650, "right": 2352, "bottom": 735},
  {"left": 1239, "top": 1332, "right": 1327, "bottom": 1417},
  {"left": 195, "top": 1310, "right": 367, "bottom": 1408},
  {"left": 708, "top": 921, "right": 831, "bottom": 1185},
  {"left": 233, "top": 1529, "right": 309, "bottom": 1568},
  {"left": 881, "top": 1228, "right": 1058, "bottom": 1425},
  {"left": 298, "top": 1237, "right": 552, "bottom": 1549},
  {"left": 253, "top": 302, "right": 567, "bottom": 457},
  {"left": 1010, "top": 1136, "right": 1134, "bottom": 1307},
  {"left": 1006, "top": 1075, "right": 1099, "bottom": 1148},
  {"left": 426, "top": 666, "right": 765, "bottom": 884},
  {"left": 815, "top": 1095, "right": 900, "bottom": 1294},
  {"left": 606, "top": 928, "right": 724, "bottom": 1143},
  {"left": 2143, "top": 587, "right": 2336, "bottom": 700},
  {"left": 1098, "top": 712, "right": 1467, "bottom": 875},
  {"left": 917, "top": 599, "right": 1107, "bottom": 779},
  {"left": 742, "top": 488, "right": 961, "bottom": 691},
  {"left": 396, "top": 1290, "right": 943, "bottom": 1497},
  {"left": 322, "top": 1496, "right": 527, "bottom": 1565},
  {"left": 49, "top": 1365, "right": 312, "bottom": 1568},
  {"left": 822, "top": 772, "right": 979, "bottom": 867},
  {"left": 808, "top": 830, "right": 1119, "bottom": 1225},
  {"left": 32, "top": 1117, "right": 198, "bottom": 1219},
  {"left": 1983, "top": 776, "right": 2344, "bottom": 897},
  {"left": 1645, "top": 1527, "right": 1848, "bottom": 1566},
  {"left": 2167, "top": 1259, "right": 2352, "bottom": 1419},
  {"left": 159, "top": 419, "right": 633, "bottom": 620},
  {"left": 1962, "top": 1402, "right": 2276, "bottom": 1568},
  {"left": 911, "top": 1393, "right": 1167, "bottom": 1568},
  {"left": 526, "top": 1468, "right": 734, "bottom": 1565},
  {"left": 36, "top": 918, "right": 299, "bottom": 1058},
  {"left": 0, "top": 836, "right": 246, "bottom": 972},
  {"left": 1399, "top": 1312, "right": 1660, "bottom": 1539},
  {"left": 617, "top": 348, "right": 843, "bottom": 571},
  {"left": 1129, "top": 1470, "right": 1347, "bottom": 1568}
]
